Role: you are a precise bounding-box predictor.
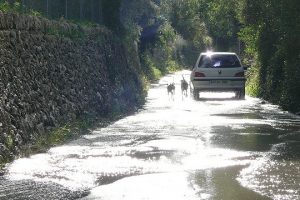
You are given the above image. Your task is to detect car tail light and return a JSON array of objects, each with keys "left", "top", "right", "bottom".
[
  {"left": 195, "top": 72, "right": 206, "bottom": 77},
  {"left": 234, "top": 72, "right": 245, "bottom": 77}
]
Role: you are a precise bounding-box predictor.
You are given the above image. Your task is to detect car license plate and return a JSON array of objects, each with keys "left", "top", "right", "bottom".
[{"left": 210, "top": 80, "right": 228, "bottom": 84}]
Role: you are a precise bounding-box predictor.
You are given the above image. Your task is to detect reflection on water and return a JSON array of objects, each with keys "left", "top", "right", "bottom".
[
  {"left": 83, "top": 172, "right": 200, "bottom": 200},
  {"left": 209, "top": 125, "right": 281, "bottom": 152},
  {"left": 238, "top": 142, "right": 300, "bottom": 200},
  {"left": 191, "top": 166, "right": 272, "bottom": 200},
  {"left": 2, "top": 70, "right": 300, "bottom": 199}
]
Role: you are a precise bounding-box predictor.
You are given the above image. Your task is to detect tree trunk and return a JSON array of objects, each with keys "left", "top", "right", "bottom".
[
  {"left": 98, "top": 0, "right": 103, "bottom": 24},
  {"left": 65, "top": 0, "right": 68, "bottom": 19},
  {"left": 91, "top": 0, "right": 95, "bottom": 22},
  {"left": 80, "top": 0, "right": 83, "bottom": 20},
  {"left": 46, "top": 0, "right": 49, "bottom": 17}
]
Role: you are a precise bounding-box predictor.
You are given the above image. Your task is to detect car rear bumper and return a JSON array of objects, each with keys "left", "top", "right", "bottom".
[{"left": 192, "top": 78, "right": 245, "bottom": 91}]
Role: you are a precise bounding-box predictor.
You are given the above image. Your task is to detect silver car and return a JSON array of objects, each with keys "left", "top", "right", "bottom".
[{"left": 190, "top": 52, "right": 246, "bottom": 99}]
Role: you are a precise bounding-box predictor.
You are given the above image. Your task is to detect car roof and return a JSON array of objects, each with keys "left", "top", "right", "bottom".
[{"left": 200, "top": 52, "right": 237, "bottom": 56}]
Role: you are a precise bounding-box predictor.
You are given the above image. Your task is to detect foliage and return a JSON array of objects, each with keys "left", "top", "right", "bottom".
[
  {"left": 0, "top": 0, "right": 21, "bottom": 13},
  {"left": 0, "top": 0, "right": 42, "bottom": 16},
  {"left": 102, "top": 0, "right": 123, "bottom": 31},
  {"left": 139, "top": 21, "right": 181, "bottom": 80},
  {"left": 197, "top": 0, "right": 241, "bottom": 51},
  {"left": 166, "top": 0, "right": 240, "bottom": 52},
  {"left": 1, "top": 0, "right": 299, "bottom": 171},
  {"left": 239, "top": 0, "right": 300, "bottom": 112},
  {"left": 117, "top": 0, "right": 185, "bottom": 81},
  {"left": 141, "top": 54, "right": 162, "bottom": 81},
  {"left": 165, "top": 0, "right": 300, "bottom": 112},
  {"left": 159, "top": 0, "right": 210, "bottom": 67},
  {"left": 245, "top": 64, "right": 260, "bottom": 96}
]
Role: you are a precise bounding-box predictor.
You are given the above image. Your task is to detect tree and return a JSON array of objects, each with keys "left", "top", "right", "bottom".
[{"left": 239, "top": 0, "right": 300, "bottom": 112}]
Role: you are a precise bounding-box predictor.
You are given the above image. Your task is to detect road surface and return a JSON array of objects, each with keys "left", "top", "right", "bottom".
[{"left": 1, "top": 71, "right": 299, "bottom": 200}]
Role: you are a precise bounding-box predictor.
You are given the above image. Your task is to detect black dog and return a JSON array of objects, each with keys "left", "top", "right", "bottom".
[{"left": 167, "top": 83, "right": 175, "bottom": 100}]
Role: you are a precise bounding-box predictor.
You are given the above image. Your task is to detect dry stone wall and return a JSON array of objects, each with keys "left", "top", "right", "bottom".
[{"left": 0, "top": 12, "right": 144, "bottom": 163}]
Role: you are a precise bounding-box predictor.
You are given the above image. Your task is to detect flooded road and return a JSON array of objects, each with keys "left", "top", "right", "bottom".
[{"left": 1, "top": 71, "right": 300, "bottom": 200}]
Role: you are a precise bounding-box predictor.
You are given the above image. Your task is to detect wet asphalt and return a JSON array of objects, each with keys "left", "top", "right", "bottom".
[{"left": 1, "top": 71, "right": 299, "bottom": 200}]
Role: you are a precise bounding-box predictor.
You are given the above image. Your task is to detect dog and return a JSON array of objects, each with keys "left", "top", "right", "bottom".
[
  {"left": 167, "top": 83, "right": 175, "bottom": 100},
  {"left": 181, "top": 76, "right": 188, "bottom": 97}
]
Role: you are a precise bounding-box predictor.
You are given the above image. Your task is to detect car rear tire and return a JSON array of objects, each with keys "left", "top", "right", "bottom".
[
  {"left": 193, "top": 89, "right": 200, "bottom": 100},
  {"left": 237, "top": 88, "right": 245, "bottom": 100}
]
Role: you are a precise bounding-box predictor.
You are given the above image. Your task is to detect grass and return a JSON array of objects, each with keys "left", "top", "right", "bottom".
[
  {"left": 245, "top": 65, "right": 260, "bottom": 97},
  {"left": 0, "top": 112, "right": 129, "bottom": 171},
  {"left": 26, "top": 115, "right": 112, "bottom": 156},
  {"left": 46, "top": 25, "right": 86, "bottom": 41},
  {"left": 45, "top": 18, "right": 110, "bottom": 43},
  {"left": 142, "top": 53, "right": 183, "bottom": 82}
]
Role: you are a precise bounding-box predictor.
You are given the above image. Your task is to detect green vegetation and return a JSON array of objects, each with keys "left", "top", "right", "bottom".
[
  {"left": 166, "top": 0, "right": 300, "bottom": 113},
  {"left": 32, "top": 120, "right": 90, "bottom": 152},
  {"left": 1, "top": 0, "right": 299, "bottom": 106},
  {"left": 45, "top": 25, "right": 86, "bottom": 41},
  {"left": 46, "top": 19, "right": 109, "bottom": 43},
  {"left": 239, "top": 0, "right": 300, "bottom": 112},
  {"left": 117, "top": 0, "right": 212, "bottom": 81},
  {"left": 139, "top": 22, "right": 182, "bottom": 81},
  {"left": 2, "top": 0, "right": 299, "bottom": 112},
  {"left": 26, "top": 114, "right": 122, "bottom": 157},
  {"left": 0, "top": 0, "right": 22, "bottom": 13},
  {"left": 126, "top": 0, "right": 299, "bottom": 112},
  {"left": 0, "top": 0, "right": 42, "bottom": 16},
  {"left": 0, "top": 0, "right": 299, "bottom": 170}
]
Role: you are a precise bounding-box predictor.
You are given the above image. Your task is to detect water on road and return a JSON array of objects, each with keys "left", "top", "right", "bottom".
[{"left": 1, "top": 71, "right": 300, "bottom": 200}]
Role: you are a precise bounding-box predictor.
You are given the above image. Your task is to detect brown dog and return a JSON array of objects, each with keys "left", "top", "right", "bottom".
[{"left": 181, "top": 77, "right": 188, "bottom": 97}]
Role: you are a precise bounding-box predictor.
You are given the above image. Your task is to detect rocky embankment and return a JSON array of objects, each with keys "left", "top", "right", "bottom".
[{"left": 0, "top": 12, "right": 144, "bottom": 164}]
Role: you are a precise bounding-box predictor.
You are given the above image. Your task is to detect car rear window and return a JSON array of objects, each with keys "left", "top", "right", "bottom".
[{"left": 198, "top": 54, "right": 241, "bottom": 68}]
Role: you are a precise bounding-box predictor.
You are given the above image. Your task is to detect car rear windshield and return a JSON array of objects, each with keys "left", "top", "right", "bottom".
[{"left": 198, "top": 54, "right": 241, "bottom": 68}]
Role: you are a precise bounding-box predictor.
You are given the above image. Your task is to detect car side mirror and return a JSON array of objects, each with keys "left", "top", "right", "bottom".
[{"left": 243, "top": 65, "right": 250, "bottom": 71}]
